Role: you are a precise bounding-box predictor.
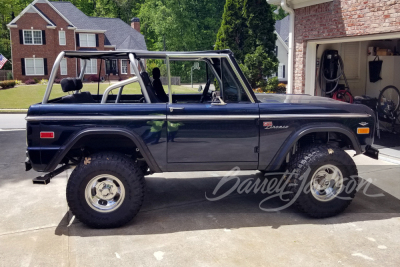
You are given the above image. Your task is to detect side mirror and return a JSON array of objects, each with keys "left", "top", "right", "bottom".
[{"left": 198, "top": 85, "right": 203, "bottom": 92}]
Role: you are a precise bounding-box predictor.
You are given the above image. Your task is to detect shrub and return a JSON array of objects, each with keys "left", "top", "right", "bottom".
[
  {"left": 0, "top": 80, "right": 16, "bottom": 89},
  {"left": 54, "top": 78, "right": 61, "bottom": 84},
  {"left": 276, "top": 83, "right": 287, "bottom": 94},
  {"left": 253, "top": 88, "right": 264, "bottom": 93},
  {"left": 25, "top": 79, "right": 36, "bottom": 85},
  {"left": 6, "top": 72, "right": 13, "bottom": 80},
  {"left": 40, "top": 79, "right": 48, "bottom": 85},
  {"left": 88, "top": 74, "right": 100, "bottom": 82},
  {"left": 14, "top": 80, "right": 22, "bottom": 85},
  {"left": 263, "top": 77, "right": 279, "bottom": 93},
  {"left": 33, "top": 77, "right": 40, "bottom": 84}
]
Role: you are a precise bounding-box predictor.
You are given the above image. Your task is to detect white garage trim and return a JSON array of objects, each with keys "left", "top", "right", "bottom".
[{"left": 305, "top": 32, "right": 400, "bottom": 96}]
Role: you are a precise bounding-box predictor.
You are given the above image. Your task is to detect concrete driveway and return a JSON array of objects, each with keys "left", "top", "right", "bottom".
[{"left": 0, "top": 121, "right": 400, "bottom": 266}]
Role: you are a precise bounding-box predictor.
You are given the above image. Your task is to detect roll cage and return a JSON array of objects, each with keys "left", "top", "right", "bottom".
[{"left": 42, "top": 50, "right": 257, "bottom": 104}]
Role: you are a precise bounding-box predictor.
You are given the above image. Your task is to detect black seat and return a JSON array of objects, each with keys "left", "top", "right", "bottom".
[
  {"left": 61, "top": 92, "right": 96, "bottom": 103},
  {"left": 140, "top": 72, "right": 161, "bottom": 103},
  {"left": 152, "top": 68, "right": 169, "bottom": 102},
  {"left": 60, "top": 78, "right": 95, "bottom": 103}
]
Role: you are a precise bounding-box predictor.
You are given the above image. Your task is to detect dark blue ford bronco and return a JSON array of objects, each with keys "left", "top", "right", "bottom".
[{"left": 25, "top": 50, "right": 378, "bottom": 228}]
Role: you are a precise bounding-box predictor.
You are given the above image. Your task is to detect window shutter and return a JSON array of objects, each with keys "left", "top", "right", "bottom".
[
  {"left": 42, "top": 30, "right": 46, "bottom": 45},
  {"left": 275, "top": 46, "right": 278, "bottom": 56},
  {"left": 21, "top": 58, "right": 25, "bottom": 75},
  {"left": 283, "top": 65, "right": 285, "bottom": 78},
  {"left": 95, "top": 34, "right": 99, "bottom": 47},
  {"left": 44, "top": 58, "right": 48, "bottom": 75},
  {"left": 19, "top": 30, "right": 23, "bottom": 44},
  {"left": 76, "top": 33, "right": 79, "bottom": 47}
]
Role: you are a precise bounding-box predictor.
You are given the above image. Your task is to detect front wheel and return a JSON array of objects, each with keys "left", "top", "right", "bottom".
[
  {"left": 288, "top": 145, "right": 358, "bottom": 218},
  {"left": 66, "top": 152, "right": 145, "bottom": 228}
]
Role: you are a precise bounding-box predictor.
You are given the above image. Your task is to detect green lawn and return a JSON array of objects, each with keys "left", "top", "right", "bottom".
[{"left": 0, "top": 82, "right": 199, "bottom": 109}]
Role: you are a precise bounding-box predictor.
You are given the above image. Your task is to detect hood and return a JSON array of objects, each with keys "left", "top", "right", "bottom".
[
  {"left": 256, "top": 94, "right": 375, "bottom": 116},
  {"left": 256, "top": 94, "right": 346, "bottom": 104}
]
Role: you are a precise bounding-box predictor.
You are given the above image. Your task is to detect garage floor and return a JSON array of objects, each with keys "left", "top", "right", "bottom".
[{"left": 0, "top": 125, "right": 400, "bottom": 266}]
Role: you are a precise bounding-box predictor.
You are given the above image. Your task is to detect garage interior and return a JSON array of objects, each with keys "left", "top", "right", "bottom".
[{"left": 312, "top": 37, "right": 400, "bottom": 159}]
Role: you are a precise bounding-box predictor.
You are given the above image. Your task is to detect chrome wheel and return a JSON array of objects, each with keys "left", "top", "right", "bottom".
[
  {"left": 85, "top": 174, "right": 125, "bottom": 213},
  {"left": 310, "top": 164, "right": 344, "bottom": 202}
]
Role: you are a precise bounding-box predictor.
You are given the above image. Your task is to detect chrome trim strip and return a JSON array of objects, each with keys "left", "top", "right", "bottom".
[
  {"left": 260, "top": 113, "right": 371, "bottom": 119},
  {"left": 26, "top": 115, "right": 166, "bottom": 122},
  {"left": 168, "top": 115, "right": 259, "bottom": 120}
]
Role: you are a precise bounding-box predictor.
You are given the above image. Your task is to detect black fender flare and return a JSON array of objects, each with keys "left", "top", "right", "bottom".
[
  {"left": 265, "top": 123, "right": 362, "bottom": 171},
  {"left": 44, "top": 128, "right": 162, "bottom": 173}
]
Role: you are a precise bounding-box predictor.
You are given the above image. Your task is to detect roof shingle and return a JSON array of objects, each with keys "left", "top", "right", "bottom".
[
  {"left": 275, "top": 16, "right": 290, "bottom": 44},
  {"left": 50, "top": 1, "right": 147, "bottom": 50}
]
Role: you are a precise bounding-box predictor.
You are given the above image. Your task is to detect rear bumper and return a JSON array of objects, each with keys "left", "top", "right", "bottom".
[{"left": 25, "top": 154, "right": 32, "bottom": 171}]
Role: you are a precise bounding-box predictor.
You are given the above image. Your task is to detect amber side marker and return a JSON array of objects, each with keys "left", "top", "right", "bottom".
[{"left": 357, "top": 128, "right": 370, "bottom": 134}]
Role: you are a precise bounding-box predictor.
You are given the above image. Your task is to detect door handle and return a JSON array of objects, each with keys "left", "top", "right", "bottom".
[{"left": 169, "top": 107, "right": 185, "bottom": 112}]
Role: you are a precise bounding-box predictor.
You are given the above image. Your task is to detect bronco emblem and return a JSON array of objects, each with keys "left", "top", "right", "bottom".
[{"left": 263, "top": 122, "right": 288, "bottom": 129}]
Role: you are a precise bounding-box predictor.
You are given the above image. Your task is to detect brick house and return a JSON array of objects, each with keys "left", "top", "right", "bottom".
[
  {"left": 7, "top": 0, "right": 146, "bottom": 82},
  {"left": 268, "top": 0, "right": 400, "bottom": 97}
]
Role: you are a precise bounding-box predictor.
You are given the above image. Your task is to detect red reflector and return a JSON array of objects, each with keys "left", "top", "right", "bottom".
[{"left": 40, "top": 132, "right": 54, "bottom": 139}]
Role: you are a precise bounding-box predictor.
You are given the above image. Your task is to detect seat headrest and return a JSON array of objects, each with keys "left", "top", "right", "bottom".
[
  {"left": 152, "top": 68, "right": 161, "bottom": 79},
  {"left": 61, "top": 78, "right": 83, "bottom": 93}
]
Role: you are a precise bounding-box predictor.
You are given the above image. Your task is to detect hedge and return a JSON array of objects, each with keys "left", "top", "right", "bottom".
[{"left": 0, "top": 80, "right": 16, "bottom": 89}]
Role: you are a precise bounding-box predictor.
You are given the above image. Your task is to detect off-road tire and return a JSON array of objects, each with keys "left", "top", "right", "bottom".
[
  {"left": 288, "top": 144, "right": 358, "bottom": 218},
  {"left": 66, "top": 152, "right": 145, "bottom": 228}
]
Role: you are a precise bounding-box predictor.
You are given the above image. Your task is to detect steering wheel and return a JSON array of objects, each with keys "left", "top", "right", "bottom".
[{"left": 200, "top": 79, "right": 211, "bottom": 103}]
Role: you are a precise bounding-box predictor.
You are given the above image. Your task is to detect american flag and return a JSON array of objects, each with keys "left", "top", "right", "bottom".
[{"left": 0, "top": 54, "right": 8, "bottom": 69}]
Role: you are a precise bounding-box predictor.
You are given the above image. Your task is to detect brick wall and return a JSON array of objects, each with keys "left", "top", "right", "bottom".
[
  {"left": 10, "top": 2, "right": 110, "bottom": 82},
  {"left": 293, "top": 0, "right": 400, "bottom": 93},
  {"left": 11, "top": 3, "right": 77, "bottom": 81}
]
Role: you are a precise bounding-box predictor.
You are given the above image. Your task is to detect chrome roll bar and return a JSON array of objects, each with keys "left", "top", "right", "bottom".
[
  {"left": 101, "top": 77, "right": 138, "bottom": 103},
  {"left": 166, "top": 55, "right": 172, "bottom": 104},
  {"left": 41, "top": 51, "right": 254, "bottom": 105},
  {"left": 42, "top": 51, "right": 65, "bottom": 104},
  {"left": 129, "top": 53, "right": 150, "bottom": 103},
  {"left": 79, "top": 60, "right": 87, "bottom": 80}
]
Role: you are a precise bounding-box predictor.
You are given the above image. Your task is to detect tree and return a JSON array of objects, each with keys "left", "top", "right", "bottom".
[
  {"left": 0, "top": 0, "right": 31, "bottom": 70},
  {"left": 270, "top": 5, "right": 288, "bottom": 21},
  {"left": 215, "top": 0, "right": 278, "bottom": 89},
  {"left": 139, "top": 0, "right": 225, "bottom": 51}
]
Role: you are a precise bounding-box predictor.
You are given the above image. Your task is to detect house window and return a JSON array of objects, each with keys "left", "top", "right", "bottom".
[
  {"left": 23, "top": 30, "right": 42, "bottom": 45},
  {"left": 81, "top": 59, "right": 97, "bottom": 74},
  {"left": 79, "top": 33, "right": 96, "bottom": 47},
  {"left": 59, "top": 31, "right": 66, "bottom": 46},
  {"left": 278, "top": 64, "right": 285, "bottom": 79},
  {"left": 25, "top": 58, "right": 44, "bottom": 75},
  {"left": 121, "top": 60, "right": 128, "bottom": 74},
  {"left": 60, "top": 58, "right": 67, "bottom": 75}
]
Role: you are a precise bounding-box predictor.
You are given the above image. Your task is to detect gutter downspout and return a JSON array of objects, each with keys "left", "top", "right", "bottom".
[{"left": 280, "top": 0, "right": 294, "bottom": 94}]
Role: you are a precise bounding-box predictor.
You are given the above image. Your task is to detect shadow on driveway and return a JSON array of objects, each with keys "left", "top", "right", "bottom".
[{"left": 54, "top": 173, "right": 400, "bottom": 237}]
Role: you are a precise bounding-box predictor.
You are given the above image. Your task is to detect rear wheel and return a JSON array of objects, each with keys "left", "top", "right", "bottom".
[
  {"left": 288, "top": 144, "right": 358, "bottom": 218},
  {"left": 66, "top": 152, "right": 145, "bottom": 228}
]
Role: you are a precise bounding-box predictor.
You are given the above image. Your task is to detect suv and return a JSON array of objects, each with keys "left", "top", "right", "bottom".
[{"left": 25, "top": 50, "right": 378, "bottom": 228}]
